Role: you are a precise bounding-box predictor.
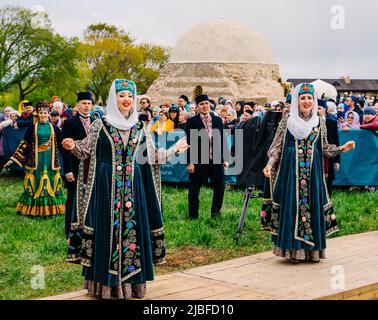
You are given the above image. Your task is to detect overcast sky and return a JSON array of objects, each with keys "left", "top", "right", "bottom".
[{"left": 2, "top": 0, "right": 376, "bottom": 80}]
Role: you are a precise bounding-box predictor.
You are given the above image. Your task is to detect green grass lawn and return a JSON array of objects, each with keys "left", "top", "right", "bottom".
[{"left": 0, "top": 174, "right": 377, "bottom": 300}]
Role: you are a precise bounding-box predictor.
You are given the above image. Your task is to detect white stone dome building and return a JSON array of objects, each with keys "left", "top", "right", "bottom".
[{"left": 147, "top": 20, "right": 284, "bottom": 104}]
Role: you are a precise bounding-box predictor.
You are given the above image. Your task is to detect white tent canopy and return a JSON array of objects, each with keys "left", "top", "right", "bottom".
[{"left": 311, "top": 79, "right": 338, "bottom": 101}]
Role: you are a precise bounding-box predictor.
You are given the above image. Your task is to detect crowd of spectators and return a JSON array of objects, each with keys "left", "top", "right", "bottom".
[{"left": 1, "top": 92, "right": 377, "bottom": 174}]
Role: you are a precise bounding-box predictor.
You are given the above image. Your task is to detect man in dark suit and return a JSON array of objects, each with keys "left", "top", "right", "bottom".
[
  {"left": 318, "top": 100, "right": 340, "bottom": 197},
  {"left": 185, "top": 94, "right": 229, "bottom": 219},
  {"left": 62, "top": 92, "right": 94, "bottom": 238}
]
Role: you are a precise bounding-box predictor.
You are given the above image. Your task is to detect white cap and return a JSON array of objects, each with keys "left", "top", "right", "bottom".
[
  {"left": 53, "top": 101, "right": 63, "bottom": 108},
  {"left": 271, "top": 101, "right": 279, "bottom": 107}
]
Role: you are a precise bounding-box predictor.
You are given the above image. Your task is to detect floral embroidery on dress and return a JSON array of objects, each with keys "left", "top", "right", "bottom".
[
  {"left": 82, "top": 239, "right": 94, "bottom": 258},
  {"left": 296, "top": 127, "right": 319, "bottom": 245},
  {"left": 109, "top": 124, "right": 141, "bottom": 279}
]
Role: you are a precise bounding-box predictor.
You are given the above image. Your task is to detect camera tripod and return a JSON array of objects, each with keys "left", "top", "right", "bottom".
[{"left": 234, "top": 186, "right": 263, "bottom": 243}]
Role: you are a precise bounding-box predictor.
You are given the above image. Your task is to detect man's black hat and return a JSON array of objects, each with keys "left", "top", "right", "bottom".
[
  {"left": 195, "top": 94, "right": 210, "bottom": 106},
  {"left": 77, "top": 92, "right": 93, "bottom": 102}
]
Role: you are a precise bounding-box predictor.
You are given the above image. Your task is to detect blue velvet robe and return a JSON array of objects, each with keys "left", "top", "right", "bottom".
[
  {"left": 67, "top": 119, "right": 167, "bottom": 287},
  {"left": 261, "top": 117, "right": 339, "bottom": 254}
]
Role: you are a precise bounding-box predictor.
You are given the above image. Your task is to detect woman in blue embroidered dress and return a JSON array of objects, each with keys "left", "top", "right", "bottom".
[
  {"left": 261, "top": 83, "right": 356, "bottom": 263},
  {"left": 62, "top": 80, "right": 188, "bottom": 299}
]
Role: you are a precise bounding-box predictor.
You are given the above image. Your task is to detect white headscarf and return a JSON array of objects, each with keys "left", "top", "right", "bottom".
[
  {"left": 287, "top": 84, "right": 320, "bottom": 140},
  {"left": 345, "top": 110, "right": 360, "bottom": 127},
  {"left": 1, "top": 107, "right": 14, "bottom": 121},
  {"left": 327, "top": 101, "right": 337, "bottom": 116},
  {"left": 105, "top": 80, "right": 139, "bottom": 131}
]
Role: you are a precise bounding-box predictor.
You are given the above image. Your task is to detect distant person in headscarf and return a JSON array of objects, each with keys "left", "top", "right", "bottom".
[
  {"left": 91, "top": 106, "right": 105, "bottom": 120},
  {"left": 0, "top": 106, "right": 14, "bottom": 122},
  {"left": 225, "top": 109, "right": 238, "bottom": 129},
  {"left": 9, "top": 110, "right": 20, "bottom": 123},
  {"left": 345, "top": 96, "right": 363, "bottom": 124},
  {"left": 0, "top": 108, "right": 18, "bottom": 170},
  {"left": 50, "top": 96, "right": 61, "bottom": 109},
  {"left": 337, "top": 103, "right": 347, "bottom": 126},
  {"left": 52, "top": 100, "right": 71, "bottom": 121},
  {"left": 339, "top": 111, "right": 361, "bottom": 130},
  {"left": 152, "top": 106, "right": 161, "bottom": 123},
  {"left": 1, "top": 109, "right": 19, "bottom": 129},
  {"left": 18, "top": 100, "right": 28, "bottom": 114},
  {"left": 225, "top": 109, "right": 238, "bottom": 159},
  {"left": 253, "top": 105, "right": 265, "bottom": 121},
  {"left": 188, "top": 104, "right": 197, "bottom": 118},
  {"left": 326, "top": 101, "right": 338, "bottom": 122},
  {"left": 235, "top": 101, "right": 245, "bottom": 120},
  {"left": 178, "top": 110, "right": 189, "bottom": 131},
  {"left": 224, "top": 100, "right": 233, "bottom": 109}
]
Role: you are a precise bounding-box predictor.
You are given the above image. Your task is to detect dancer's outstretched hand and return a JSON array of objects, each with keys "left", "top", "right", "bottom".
[
  {"left": 62, "top": 138, "right": 76, "bottom": 151},
  {"left": 341, "top": 141, "right": 356, "bottom": 153},
  {"left": 263, "top": 165, "right": 272, "bottom": 178},
  {"left": 4, "top": 160, "right": 13, "bottom": 168},
  {"left": 174, "top": 137, "right": 190, "bottom": 154}
]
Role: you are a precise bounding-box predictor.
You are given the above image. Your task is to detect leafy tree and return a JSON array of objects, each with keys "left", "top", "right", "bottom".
[
  {"left": 0, "top": 6, "right": 38, "bottom": 90},
  {"left": 81, "top": 23, "right": 169, "bottom": 103},
  {"left": 0, "top": 9, "right": 169, "bottom": 107},
  {"left": 0, "top": 6, "right": 81, "bottom": 102}
]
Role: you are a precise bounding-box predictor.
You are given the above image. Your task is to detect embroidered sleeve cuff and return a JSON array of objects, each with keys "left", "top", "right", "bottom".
[
  {"left": 267, "top": 159, "right": 276, "bottom": 168},
  {"left": 156, "top": 147, "right": 177, "bottom": 164},
  {"left": 167, "top": 147, "right": 177, "bottom": 161},
  {"left": 10, "top": 157, "right": 23, "bottom": 168},
  {"left": 70, "top": 146, "right": 82, "bottom": 159}
]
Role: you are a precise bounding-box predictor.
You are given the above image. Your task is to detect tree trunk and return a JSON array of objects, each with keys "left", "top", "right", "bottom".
[{"left": 18, "top": 82, "right": 25, "bottom": 101}]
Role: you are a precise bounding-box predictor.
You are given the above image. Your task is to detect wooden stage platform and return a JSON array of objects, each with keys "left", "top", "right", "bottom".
[{"left": 40, "top": 231, "right": 378, "bottom": 300}]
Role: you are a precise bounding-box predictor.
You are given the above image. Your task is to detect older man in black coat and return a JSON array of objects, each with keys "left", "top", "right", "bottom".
[
  {"left": 61, "top": 92, "right": 94, "bottom": 238},
  {"left": 185, "top": 94, "right": 229, "bottom": 219}
]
